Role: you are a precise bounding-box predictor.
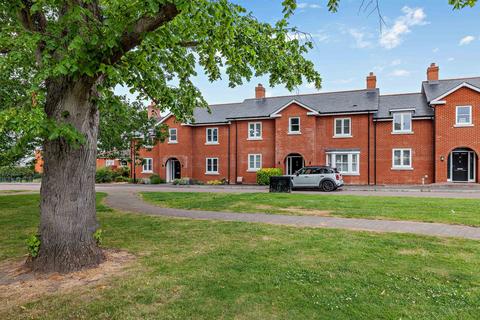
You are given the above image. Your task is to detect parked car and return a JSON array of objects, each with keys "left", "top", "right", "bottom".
[{"left": 289, "top": 166, "right": 344, "bottom": 192}]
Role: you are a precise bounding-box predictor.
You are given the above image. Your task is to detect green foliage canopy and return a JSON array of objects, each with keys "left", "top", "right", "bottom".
[{"left": 0, "top": 0, "right": 324, "bottom": 165}]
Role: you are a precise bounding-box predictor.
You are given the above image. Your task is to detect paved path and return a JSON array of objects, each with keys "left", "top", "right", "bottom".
[
  {"left": 2, "top": 183, "right": 480, "bottom": 199},
  {"left": 104, "top": 190, "right": 480, "bottom": 240}
]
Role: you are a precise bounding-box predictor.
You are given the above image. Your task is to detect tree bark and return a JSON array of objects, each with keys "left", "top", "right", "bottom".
[{"left": 31, "top": 76, "right": 104, "bottom": 273}]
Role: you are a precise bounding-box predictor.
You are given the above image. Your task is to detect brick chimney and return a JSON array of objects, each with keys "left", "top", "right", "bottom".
[
  {"left": 255, "top": 84, "right": 266, "bottom": 99},
  {"left": 366, "top": 72, "right": 377, "bottom": 90},
  {"left": 147, "top": 102, "right": 161, "bottom": 120},
  {"left": 427, "top": 63, "right": 439, "bottom": 81}
]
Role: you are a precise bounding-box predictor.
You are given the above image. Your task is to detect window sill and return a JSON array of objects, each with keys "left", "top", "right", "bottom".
[
  {"left": 333, "top": 135, "right": 352, "bottom": 138},
  {"left": 391, "top": 131, "right": 414, "bottom": 135},
  {"left": 142, "top": 171, "right": 153, "bottom": 174},
  {"left": 168, "top": 141, "right": 178, "bottom": 144},
  {"left": 205, "top": 172, "right": 219, "bottom": 175},
  {"left": 288, "top": 132, "right": 301, "bottom": 135},
  {"left": 205, "top": 142, "right": 219, "bottom": 145},
  {"left": 247, "top": 169, "right": 260, "bottom": 172},
  {"left": 454, "top": 124, "right": 474, "bottom": 128},
  {"left": 341, "top": 173, "right": 360, "bottom": 176},
  {"left": 391, "top": 167, "right": 413, "bottom": 171},
  {"left": 247, "top": 137, "right": 263, "bottom": 141}
]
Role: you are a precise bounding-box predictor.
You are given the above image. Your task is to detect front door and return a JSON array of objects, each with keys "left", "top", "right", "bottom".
[
  {"left": 286, "top": 156, "right": 304, "bottom": 175},
  {"left": 173, "top": 160, "right": 181, "bottom": 179},
  {"left": 452, "top": 152, "right": 469, "bottom": 182}
]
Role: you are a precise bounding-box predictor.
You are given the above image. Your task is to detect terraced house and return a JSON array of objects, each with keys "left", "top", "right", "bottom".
[{"left": 135, "top": 63, "right": 480, "bottom": 185}]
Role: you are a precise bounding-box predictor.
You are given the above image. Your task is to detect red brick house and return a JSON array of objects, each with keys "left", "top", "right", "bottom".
[{"left": 134, "top": 63, "right": 480, "bottom": 185}]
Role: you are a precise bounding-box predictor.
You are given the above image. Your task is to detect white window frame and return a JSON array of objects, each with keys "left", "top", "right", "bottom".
[
  {"left": 325, "top": 151, "right": 360, "bottom": 176},
  {"left": 142, "top": 158, "right": 153, "bottom": 173},
  {"left": 105, "top": 159, "right": 115, "bottom": 167},
  {"left": 247, "top": 154, "right": 262, "bottom": 172},
  {"left": 247, "top": 122, "right": 262, "bottom": 140},
  {"left": 205, "top": 127, "right": 219, "bottom": 144},
  {"left": 455, "top": 105, "right": 473, "bottom": 126},
  {"left": 205, "top": 157, "right": 219, "bottom": 174},
  {"left": 288, "top": 117, "right": 301, "bottom": 134},
  {"left": 392, "top": 148, "right": 412, "bottom": 170},
  {"left": 392, "top": 112, "right": 413, "bottom": 134},
  {"left": 334, "top": 118, "right": 352, "bottom": 137},
  {"left": 168, "top": 128, "right": 178, "bottom": 143}
]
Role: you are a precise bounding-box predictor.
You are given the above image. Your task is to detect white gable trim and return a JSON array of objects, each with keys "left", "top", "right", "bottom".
[
  {"left": 430, "top": 82, "right": 480, "bottom": 104},
  {"left": 269, "top": 99, "right": 319, "bottom": 117},
  {"left": 156, "top": 113, "right": 173, "bottom": 125}
]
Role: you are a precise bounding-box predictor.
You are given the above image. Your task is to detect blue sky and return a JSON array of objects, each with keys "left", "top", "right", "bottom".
[{"left": 117, "top": 0, "right": 480, "bottom": 105}]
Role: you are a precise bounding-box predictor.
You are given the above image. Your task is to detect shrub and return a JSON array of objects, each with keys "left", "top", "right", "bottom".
[
  {"left": 26, "top": 234, "right": 41, "bottom": 258},
  {"left": 0, "top": 166, "right": 35, "bottom": 182},
  {"left": 115, "top": 176, "right": 129, "bottom": 182},
  {"left": 172, "top": 178, "right": 191, "bottom": 185},
  {"left": 95, "top": 167, "right": 114, "bottom": 183},
  {"left": 206, "top": 179, "right": 224, "bottom": 185},
  {"left": 256, "top": 168, "right": 283, "bottom": 185},
  {"left": 115, "top": 166, "right": 130, "bottom": 178},
  {"left": 149, "top": 174, "right": 165, "bottom": 184},
  {"left": 93, "top": 229, "right": 103, "bottom": 246}
]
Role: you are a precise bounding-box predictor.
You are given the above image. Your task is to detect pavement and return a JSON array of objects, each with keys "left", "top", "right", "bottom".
[
  {"left": 2, "top": 182, "right": 480, "bottom": 198},
  {"left": 104, "top": 190, "right": 480, "bottom": 240},
  {"left": 2, "top": 182, "right": 480, "bottom": 240}
]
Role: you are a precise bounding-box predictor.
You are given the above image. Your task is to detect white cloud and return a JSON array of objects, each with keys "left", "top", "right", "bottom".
[
  {"left": 348, "top": 28, "right": 372, "bottom": 48},
  {"left": 390, "top": 69, "right": 411, "bottom": 77},
  {"left": 380, "top": 6, "right": 427, "bottom": 49},
  {"left": 391, "top": 59, "right": 402, "bottom": 66},
  {"left": 459, "top": 35, "right": 475, "bottom": 45},
  {"left": 311, "top": 30, "right": 330, "bottom": 43},
  {"left": 297, "top": 2, "right": 321, "bottom": 9},
  {"left": 332, "top": 78, "right": 355, "bottom": 84}
]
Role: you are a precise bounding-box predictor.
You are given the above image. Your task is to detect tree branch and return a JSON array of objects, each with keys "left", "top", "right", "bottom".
[{"left": 106, "top": 3, "right": 180, "bottom": 65}]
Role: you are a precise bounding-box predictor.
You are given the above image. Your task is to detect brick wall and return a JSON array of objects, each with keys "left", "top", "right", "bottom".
[
  {"left": 434, "top": 87, "right": 480, "bottom": 182},
  {"left": 375, "top": 119, "right": 434, "bottom": 184}
]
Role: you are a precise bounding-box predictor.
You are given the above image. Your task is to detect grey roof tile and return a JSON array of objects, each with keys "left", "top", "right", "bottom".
[
  {"left": 422, "top": 77, "right": 480, "bottom": 102},
  {"left": 376, "top": 93, "right": 432, "bottom": 119},
  {"left": 191, "top": 89, "right": 379, "bottom": 124}
]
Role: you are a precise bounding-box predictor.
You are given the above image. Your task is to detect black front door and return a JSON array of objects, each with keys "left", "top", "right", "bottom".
[
  {"left": 452, "top": 152, "right": 469, "bottom": 182},
  {"left": 173, "top": 160, "right": 181, "bottom": 179}
]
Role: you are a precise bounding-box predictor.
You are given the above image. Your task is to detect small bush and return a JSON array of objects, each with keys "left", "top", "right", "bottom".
[
  {"left": 115, "top": 166, "right": 130, "bottom": 178},
  {"left": 93, "top": 229, "right": 103, "bottom": 246},
  {"left": 172, "top": 178, "right": 191, "bottom": 185},
  {"left": 192, "top": 179, "right": 205, "bottom": 185},
  {"left": 115, "top": 176, "right": 129, "bottom": 182},
  {"left": 256, "top": 168, "right": 283, "bottom": 185},
  {"left": 206, "top": 179, "right": 224, "bottom": 185},
  {"left": 149, "top": 174, "right": 165, "bottom": 184},
  {"left": 26, "top": 234, "right": 41, "bottom": 258},
  {"left": 95, "top": 167, "right": 114, "bottom": 183}
]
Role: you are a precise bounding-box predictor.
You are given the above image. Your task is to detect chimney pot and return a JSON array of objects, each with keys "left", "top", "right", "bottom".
[
  {"left": 147, "top": 103, "right": 161, "bottom": 120},
  {"left": 255, "top": 83, "right": 266, "bottom": 99},
  {"left": 427, "top": 63, "right": 439, "bottom": 81},
  {"left": 366, "top": 72, "right": 377, "bottom": 90}
]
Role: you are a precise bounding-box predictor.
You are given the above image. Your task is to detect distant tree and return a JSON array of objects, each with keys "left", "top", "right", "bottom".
[{"left": 0, "top": 1, "right": 321, "bottom": 273}]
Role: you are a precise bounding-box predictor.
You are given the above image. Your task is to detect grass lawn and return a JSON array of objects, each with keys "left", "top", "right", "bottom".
[
  {"left": 1, "top": 193, "right": 480, "bottom": 319},
  {"left": 142, "top": 192, "right": 480, "bottom": 226}
]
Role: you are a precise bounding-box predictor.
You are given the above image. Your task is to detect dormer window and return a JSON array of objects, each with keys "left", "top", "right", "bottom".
[
  {"left": 456, "top": 106, "right": 472, "bottom": 126},
  {"left": 392, "top": 112, "right": 412, "bottom": 133}
]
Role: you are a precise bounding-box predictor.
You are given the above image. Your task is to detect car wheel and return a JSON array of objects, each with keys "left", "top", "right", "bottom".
[{"left": 321, "top": 180, "right": 336, "bottom": 192}]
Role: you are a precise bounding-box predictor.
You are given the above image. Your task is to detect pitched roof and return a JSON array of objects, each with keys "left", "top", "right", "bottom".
[
  {"left": 422, "top": 77, "right": 480, "bottom": 102},
  {"left": 191, "top": 89, "right": 379, "bottom": 124},
  {"left": 376, "top": 93, "right": 432, "bottom": 119}
]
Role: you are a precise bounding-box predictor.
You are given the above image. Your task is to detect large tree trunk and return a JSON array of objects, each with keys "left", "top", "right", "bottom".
[{"left": 31, "top": 76, "right": 104, "bottom": 273}]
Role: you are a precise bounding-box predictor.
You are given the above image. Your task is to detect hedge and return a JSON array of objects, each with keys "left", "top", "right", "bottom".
[
  {"left": 95, "top": 166, "right": 130, "bottom": 183},
  {"left": 0, "top": 166, "right": 38, "bottom": 182},
  {"left": 256, "top": 168, "right": 283, "bottom": 185}
]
